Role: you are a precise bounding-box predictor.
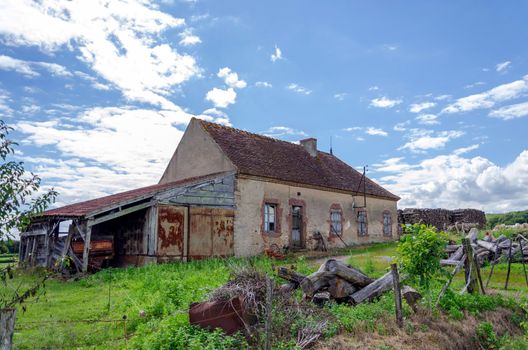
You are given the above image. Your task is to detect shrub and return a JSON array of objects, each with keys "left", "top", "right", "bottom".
[
  {"left": 132, "top": 317, "right": 248, "bottom": 350},
  {"left": 397, "top": 224, "right": 448, "bottom": 305},
  {"left": 475, "top": 321, "right": 501, "bottom": 349}
]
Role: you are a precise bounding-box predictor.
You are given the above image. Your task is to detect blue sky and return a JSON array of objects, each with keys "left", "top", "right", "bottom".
[{"left": 0, "top": 0, "right": 527, "bottom": 212}]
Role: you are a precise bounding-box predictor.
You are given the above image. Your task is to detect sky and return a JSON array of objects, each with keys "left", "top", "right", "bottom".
[{"left": 0, "top": 0, "right": 527, "bottom": 213}]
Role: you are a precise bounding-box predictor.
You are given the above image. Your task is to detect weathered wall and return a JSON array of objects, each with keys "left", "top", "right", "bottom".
[
  {"left": 158, "top": 119, "right": 236, "bottom": 184},
  {"left": 234, "top": 177, "right": 399, "bottom": 257}
]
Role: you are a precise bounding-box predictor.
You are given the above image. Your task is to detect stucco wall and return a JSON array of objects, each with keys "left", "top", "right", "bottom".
[
  {"left": 234, "top": 177, "right": 399, "bottom": 257},
  {"left": 159, "top": 119, "right": 236, "bottom": 184}
]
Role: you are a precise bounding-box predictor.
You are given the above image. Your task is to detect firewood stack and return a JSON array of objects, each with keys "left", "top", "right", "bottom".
[
  {"left": 441, "top": 228, "right": 528, "bottom": 267},
  {"left": 277, "top": 259, "right": 420, "bottom": 306},
  {"left": 398, "top": 208, "right": 486, "bottom": 231}
]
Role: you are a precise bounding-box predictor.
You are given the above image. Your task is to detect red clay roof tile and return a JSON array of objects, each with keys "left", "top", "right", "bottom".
[{"left": 198, "top": 119, "right": 399, "bottom": 201}]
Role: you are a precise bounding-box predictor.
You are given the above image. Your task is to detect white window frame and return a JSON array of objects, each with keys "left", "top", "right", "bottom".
[{"left": 264, "top": 203, "right": 276, "bottom": 233}]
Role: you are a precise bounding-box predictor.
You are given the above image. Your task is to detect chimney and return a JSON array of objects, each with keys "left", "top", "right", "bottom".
[{"left": 300, "top": 138, "right": 317, "bottom": 157}]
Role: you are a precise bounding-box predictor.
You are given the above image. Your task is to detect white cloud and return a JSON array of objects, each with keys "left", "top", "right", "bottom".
[
  {"left": 205, "top": 87, "right": 237, "bottom": 108},
  {"left": 370, "top": 96, "right": 402, "bottom": 108},
  {"left": 0, "top": 0, "right": 199, "bottom": 110},
  {"left": 334, "top": 93, "right": 347, "bottom": 101},
  {"left": 255, "top": 81, "right": 272, "bottom": 88},
  {"left": 15, "top": 106, "right": 194, "bottom": 204},
  {"left": 399, "top": 130, "right": 464, "bottom": 152},
  {"left": 344, "top": 126, "right": 388, "bottom": 137},
  {"left": 264, "top": 126, "right": 307, "bottom": 138},
  {"left": 489, "top": 101, "right": 528, "bottom": 120},
  {"left": 409, "top": 101, "right": 436, "bottom": 113},
  {"left": 442, "top": 75, "right": 528, "bottom": 114},
  {"left": 415, "top": 114, "right": 439, "bottom": 125},
  {"left": 464, "top": 81, "right": 485, "bottom": 89},
  {"left": 373, "top": 157, "right": 415, "bottom": 173},
  {"left": 376, "top": 150, "right": 528, "bottom": 211},
  {"left": 393, "top": 120, "right": 410, "bottom": 132},
  {"left": 496, "top": 61, "right": 511, "bottom": 73},
  {"left": 271, "top": 45, "right": 282, "bottom": 62},
  {"left": 217, "top": 67, "right": 247, "bottom": 89},
  {"left": 178, "top": 28, "right": 201, "bottom": 46},
  {"left": 365, "top": 127, "right": 388, "bottom": 136},
  {"left": 197, "top": 108, "right": 231, "bottom": 126},
  {"left": 287, "top": 83, "right": 312, "bottom": 95},
  {"left": 368, "top": 86, "right": 379, "bottom": 91},
  {"left": 0, "top": 55, "right": 39, "bottom": 76},
  {"left": 36, "top": 62, "right": 72, "bottom": 77},
  {"left": 435, "top": 94, "right": 451, "bottom": 101},
  {"left": 453, "top": 144, "right": 480, "bottom": 155}
]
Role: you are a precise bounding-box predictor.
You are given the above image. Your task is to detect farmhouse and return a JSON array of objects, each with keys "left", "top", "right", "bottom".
[{"left": 19, "top": 118, "right": 400, "bottom": 272}]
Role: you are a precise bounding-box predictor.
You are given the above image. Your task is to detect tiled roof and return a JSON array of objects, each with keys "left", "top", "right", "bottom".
[
  {"left": 199, "top": 119, "right": 399, "bottom": 200},
  {"left": 42, "top": 173, "right": 227, "bottom": 217}
]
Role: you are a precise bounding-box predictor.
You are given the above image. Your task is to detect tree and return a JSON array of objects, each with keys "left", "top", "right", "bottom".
[
  {"left": 1, "top": 119, "right": 57, "bottom": 310},
  {"left": 0, "top": 120, "right": 57, "bottom": 239}
]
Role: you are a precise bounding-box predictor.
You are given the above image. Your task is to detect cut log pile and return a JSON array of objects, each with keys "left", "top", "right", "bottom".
[
  {"left": 441, "top": 228, "right": 528, "bottom": 267},
  {"left": 277, "top": 259, "right": 421, "bottom": 307},
  {"left": 398, "top": 208, "right": 486, "bottom": 231}
]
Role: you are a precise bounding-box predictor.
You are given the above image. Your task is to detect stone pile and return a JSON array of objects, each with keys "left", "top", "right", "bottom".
[{"left": 398, "top": 208, "right": 486, "bottom": 231}]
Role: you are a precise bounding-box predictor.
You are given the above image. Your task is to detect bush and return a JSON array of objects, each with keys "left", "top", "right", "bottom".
[
  {"left": 397, "top": 224, "right": 448, "bottom": 305},
  {"left": 132, "top": 316, "right": 248, "bottom": 350},
  {"left": 476, "top": 321, "right": 501, "bottom": 349},
  {"left": 439, "top": 290, "right": 516, "bottom": 317}
]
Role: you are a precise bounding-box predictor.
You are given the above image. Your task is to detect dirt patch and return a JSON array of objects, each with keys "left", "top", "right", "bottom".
[{"left": 315, "top": 307, "right": 523, "bottom": 350}]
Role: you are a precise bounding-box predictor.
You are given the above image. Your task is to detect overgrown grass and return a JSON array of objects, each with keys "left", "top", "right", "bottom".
[
  {"left": 8, "top": 256, "right": 313, "bottom": 349},
  {"left": 6, "top": 240, "right": 528, "bottom": 349}
]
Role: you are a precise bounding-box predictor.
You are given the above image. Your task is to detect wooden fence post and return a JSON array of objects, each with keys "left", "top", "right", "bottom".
[
  {"left": 462, "top": 238, "right": 480, "bottom": 294},
  {"left": 0, "top": 308, "right": 16, "bottom": 350},
  {"left": 390, "top": 263, "right": 403, "bottom": 328},
  {"left": 264, "top": 277, "right": 273, "bottom": 350}
]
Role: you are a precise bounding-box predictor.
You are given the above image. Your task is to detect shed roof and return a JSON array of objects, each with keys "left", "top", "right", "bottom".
[
  {"left": 198, "top": 119, "right": 399, "bottom": 200},
  {"left": 42, "top": 173, "right": 228, "bottom": 218}
]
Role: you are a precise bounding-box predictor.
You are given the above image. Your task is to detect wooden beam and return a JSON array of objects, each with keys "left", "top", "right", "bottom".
[
  {"left": 87, "top": 201, "right": 153, "bottom": 227},
  {"left": 82, "top": 222, "right": 93, "bottom": 273}
]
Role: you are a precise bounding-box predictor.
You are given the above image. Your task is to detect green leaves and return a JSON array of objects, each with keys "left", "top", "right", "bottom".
[
  {"left": 0, "top": 120, "right": 58, "bottom": 238},
  {"left": 397, "top": 224, "right": 448, "bottom": 304}
]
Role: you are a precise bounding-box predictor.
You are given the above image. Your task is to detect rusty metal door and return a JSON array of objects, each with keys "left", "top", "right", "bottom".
[
  {"left": 157, "top": 205, "right": 187, "bottom": 258},
  {"left": 189, "top": 208, "right": 234, "bottom": 259}
]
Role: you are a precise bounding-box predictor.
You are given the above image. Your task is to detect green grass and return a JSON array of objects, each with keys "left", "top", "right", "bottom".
[
  {"left": 6, "top": 256, "right": 313, "bottom": 350},
  {"left": 0, "top": 253, "right": 17, "bottom": 268},
  {"left": 5, "top": 241, "right": 528, "bottom": 350}
]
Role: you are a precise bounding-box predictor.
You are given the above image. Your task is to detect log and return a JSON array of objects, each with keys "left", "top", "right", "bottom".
[
  {"left": 277, "top": 267, "right": 306, "bottom": 285},
  {"left": 466, "top": 228, "right": 478, "bottom": 244},
  {"left": 445, "top": 245, "right": 460, "bottom": 254},
  {"left": 325, "top": 259, "right": 374, "bottom": 287},
  {"left": 0, "top": 308, "right": 16, "bottom": 350},
  {"left": 351, "top": 271, "right": 393, "bottom": 304},
  {"left": 441, "top": 259, "right": 464, "bottom": 266},
  {"left": 450, "top": 246, "right": 464, "bottom": 261},
  {"left": 312, "top": 292, "right": 330, "bottom": 307},
  {"left": 477, "top": 240, "right": 498, "bottom": 253},
  {"left": 401, "top": 285, "right": 422, "bottom": 312},
  {"left": 328, "top": 277, "right": 357, "bottom": 299},
  {"left": 300, "top": 271, "right": 334, "bottom": 298}
]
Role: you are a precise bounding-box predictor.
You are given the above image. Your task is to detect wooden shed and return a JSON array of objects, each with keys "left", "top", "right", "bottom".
[{"left": 19, "top": 172, "right": 236, "bottom": 272}]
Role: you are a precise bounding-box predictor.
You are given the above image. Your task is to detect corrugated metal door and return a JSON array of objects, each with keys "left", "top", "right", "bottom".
[
  {"left": 157, "top": 205, "right": 186, "bottom": 258},
  {"left": 189, "top": 208, "right": 234, "bottom": 259}
]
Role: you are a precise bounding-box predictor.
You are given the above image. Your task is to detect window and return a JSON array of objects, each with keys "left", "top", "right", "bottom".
[
  {"left": 357, "top": 210, "right": 368, "bottom": 236},
  {"left": 330, "top": 209, "right": 342, "bottom": 235},
  {"left": 383, "top": 211, "right": 392, "bottom": 236},
  {"left": 264, "top": 203, "right": 276, "bottom": 232}
]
